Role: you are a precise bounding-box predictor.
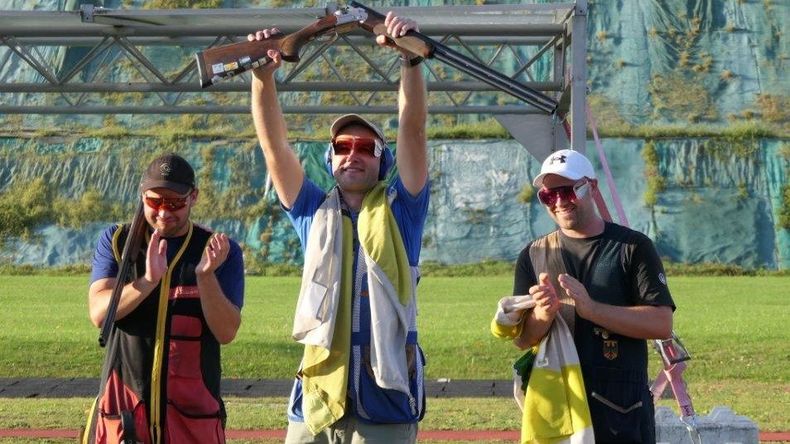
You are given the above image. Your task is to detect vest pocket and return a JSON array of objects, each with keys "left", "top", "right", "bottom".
[
  {"left": 97, "top": 407, "right": 149, "bottom": 444},
  {"left": 167, "top": 315, "right": 225, "bottom": 443},
  {"left": 97, "top": 370, "right": 150, "bottom": 444},
  {"left": 588, "top": 366, "right": 645, "bottom": 443},
  {"left": 355, "top": 344, "right": 424, "bottom": 423},
  {"left": 166, "top": 402, "right": 225, "bottom": 444}
]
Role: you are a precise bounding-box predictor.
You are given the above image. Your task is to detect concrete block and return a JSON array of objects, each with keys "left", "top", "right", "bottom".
[{"left": 656, "top": 406, "right": 759, "bottom": 444}]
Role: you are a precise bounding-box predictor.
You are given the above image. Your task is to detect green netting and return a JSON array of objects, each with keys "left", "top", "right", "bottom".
[
  {"left": 0, "top": 0, "right": 787, "bottom": 268},
  {"left": 586, "top": 0, "right": 789, "bottom": 124},
  {"left": 0, "top": 137, "right": 786, "bottom": 269}
]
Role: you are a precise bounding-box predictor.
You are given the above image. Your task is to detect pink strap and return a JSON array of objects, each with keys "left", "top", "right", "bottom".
[
  {"left": 585, "top": 102, "right": 629, "bottom": 227},
  {"left": 585, "top": 102, "right": 698, "bottom": 425}
]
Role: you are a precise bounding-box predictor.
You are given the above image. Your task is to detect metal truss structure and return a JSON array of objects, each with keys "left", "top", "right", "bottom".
[{"left": 0, "top": 2, "right": 588, "bottom": 150}]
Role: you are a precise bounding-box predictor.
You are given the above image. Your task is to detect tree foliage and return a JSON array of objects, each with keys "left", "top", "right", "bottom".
[
  {"left": 0, "top": 179, "right": 128, "bottom": 247},
  {"left": 0, "top": 178, "right": 51, "bottom": 246}
]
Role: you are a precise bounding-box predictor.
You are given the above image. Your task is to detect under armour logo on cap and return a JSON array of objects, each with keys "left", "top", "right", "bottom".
[
  {"left": 549, "top": 154, "right": 568, "bottom": 164},
  {"left": 532, "top": 149, "right": 596, "bottom": 188}
]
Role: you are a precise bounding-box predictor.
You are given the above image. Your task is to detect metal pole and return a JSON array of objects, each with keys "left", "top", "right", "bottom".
[
  {"left": 569, "top": 0, "right": 587, "bottom": 153},
  {"left": 0, "top": 105, "right": 548, "bottom": 114}
]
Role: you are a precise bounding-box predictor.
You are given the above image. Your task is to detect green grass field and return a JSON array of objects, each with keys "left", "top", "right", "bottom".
[{"left": 0, "top": 275, "right": 787, "bottom": 434}]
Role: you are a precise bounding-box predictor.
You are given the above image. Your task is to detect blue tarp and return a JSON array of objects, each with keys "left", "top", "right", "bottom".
[{"left": 0, "top": 137, "right": 786, "bottom": 269}]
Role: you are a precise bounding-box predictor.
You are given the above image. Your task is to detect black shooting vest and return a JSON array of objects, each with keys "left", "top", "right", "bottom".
[
  {"left": 84, "top": 222, "right": 226, "bottom": 444},
  {"left": 528, "top": 230, "right": 656, "bottom": 444}
]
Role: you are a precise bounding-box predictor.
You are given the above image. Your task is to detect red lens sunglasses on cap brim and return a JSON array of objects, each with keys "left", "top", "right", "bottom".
[
  {"left": 143, "top": 194, "right": 190, "bottom": 212},
  {"left": 537, "top": 180, "right": 591, "bottom": 206},
  {"left": 331, "top": 135, "right": 383, "bottom": 158}
]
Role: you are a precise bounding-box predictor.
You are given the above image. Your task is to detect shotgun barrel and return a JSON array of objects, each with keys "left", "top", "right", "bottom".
[
  {"left": 98, "top": 199, "right": 146, "bottom": 347},
  {"left": 351, "top": 1, "right": 559, "bottom": 114}
]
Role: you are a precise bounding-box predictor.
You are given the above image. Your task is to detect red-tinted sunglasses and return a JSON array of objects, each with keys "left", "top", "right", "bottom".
[
  {"left": 143, "top": 193, "right": 190, "bottom": 212},
  {"left": 537, "top": 180, "right": 591, "bottom": 206},
  {"left": 331, "top": 135, "right": 383, "bottom": 158}
]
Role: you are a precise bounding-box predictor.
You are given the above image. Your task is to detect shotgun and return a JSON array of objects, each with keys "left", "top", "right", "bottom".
[
  {"left": 349, "top": 1, "right": 558, "bottom": 115},
  {"left": 195, "top": 2, "right": 559, "bottom": 114},
  {"left": 195, "top": 5, "right": 367, "bottom": 88},
  {"left": 98, "top": 199, "right": 147, "bottom": 347}
]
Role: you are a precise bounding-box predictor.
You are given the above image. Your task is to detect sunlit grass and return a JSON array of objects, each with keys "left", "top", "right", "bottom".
[{"left": 0, "top": 275, "right": 787, "bottom": 432}]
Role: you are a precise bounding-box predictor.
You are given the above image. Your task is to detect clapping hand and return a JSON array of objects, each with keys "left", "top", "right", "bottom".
[{"left": 197, "top": 233, "right": 230, "bottom": 276}]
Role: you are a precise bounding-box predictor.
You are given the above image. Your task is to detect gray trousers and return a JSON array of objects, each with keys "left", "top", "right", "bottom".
[{"left": 284, "top": 416, "right": 417, "bottom": 444}]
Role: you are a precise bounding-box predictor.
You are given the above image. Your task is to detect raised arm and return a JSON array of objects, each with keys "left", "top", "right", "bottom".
[
  {"left": 376, "top": 12, "right": 428, "bottom": 195},
  {"left": 249, "top": 29, "right": 304, "bottom": 209}
]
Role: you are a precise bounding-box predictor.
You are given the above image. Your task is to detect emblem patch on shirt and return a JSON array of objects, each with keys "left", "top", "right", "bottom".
[
  {"left": 658, "top": 272, "right": 667, "bottom": 285},
  {"left": 603, "top": 340, "right": 619, "bottom": 360},
  {"left": 593, "top": 327, "right": 610, "bottom": 339}
]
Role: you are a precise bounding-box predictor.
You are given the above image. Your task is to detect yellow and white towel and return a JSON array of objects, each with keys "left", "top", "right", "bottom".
[
  {"left": 358, "top": 182, "right": 414, "bottom": 394},
  {"left": 490, "top": 301, "right": 594, "bottom": 444},
  {"left": 292, "top": 188, "right": 353, "bottom": 435},
  {"left": 520, "top": 316, "right": 594, "bottom": 444},
  {"left": 291, "top": 184, "right": 413, "bottom": 434}
]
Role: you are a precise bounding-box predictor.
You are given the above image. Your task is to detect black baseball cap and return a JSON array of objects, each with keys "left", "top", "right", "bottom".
[{"left": 139, "top": 153, "right": 195, "bottom": 194}]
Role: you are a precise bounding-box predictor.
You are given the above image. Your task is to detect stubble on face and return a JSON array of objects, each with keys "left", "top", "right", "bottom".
[{"left": 331, "top": 125, "right": 381, "bottom": 194}]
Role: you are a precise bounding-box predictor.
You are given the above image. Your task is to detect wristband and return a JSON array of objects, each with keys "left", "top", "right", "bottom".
[{"left": 400, "top": 55, "right": 424, "bottom": 68}]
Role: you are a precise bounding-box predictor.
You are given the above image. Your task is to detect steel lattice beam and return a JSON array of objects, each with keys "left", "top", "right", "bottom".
[{"left": 0, "top": 3, "right": 588, "bottom": 150}]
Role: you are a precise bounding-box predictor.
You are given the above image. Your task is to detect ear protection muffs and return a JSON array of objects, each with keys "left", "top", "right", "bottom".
[{"left": 325, "top": 141, "right": 395, "bottom": 181}]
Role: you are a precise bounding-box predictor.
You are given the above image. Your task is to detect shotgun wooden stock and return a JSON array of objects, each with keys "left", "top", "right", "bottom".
[
  {"left": 195, "top": 7, "right": 367, "bottom": 88},
  {"left": 98, "top": 199, "right": 146, "bottom": 347}
]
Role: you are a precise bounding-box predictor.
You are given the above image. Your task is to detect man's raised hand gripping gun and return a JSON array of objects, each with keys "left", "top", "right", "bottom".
[
  {"left": 348, "top": 1, "right": 557, "bottom": 114},
  {"left": 195, "top": 2, "right": 559, "bottom": 114}
]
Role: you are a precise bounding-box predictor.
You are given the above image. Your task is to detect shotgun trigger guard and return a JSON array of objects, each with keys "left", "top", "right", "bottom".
[{"left": 314, "top": 32, "right": 339, "bottom": 44}]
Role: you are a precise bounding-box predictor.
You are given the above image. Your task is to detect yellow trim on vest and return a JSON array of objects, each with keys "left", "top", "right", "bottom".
[
  {"left": 111, "top": 223, "right": 152, "bottom": 263},
  {"left": 149, "top": 222, "right": 194, "bottom": 444},
  {"left": 81, "top": 396, "right": 99, "bottom": 444},
  {"left": 110, "top": 224, "right": 123, "bottom": 262}
]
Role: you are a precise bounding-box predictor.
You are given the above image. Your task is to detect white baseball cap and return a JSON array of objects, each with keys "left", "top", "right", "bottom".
[{"left": 532, "top": 149, "right": 596, "bottom": 188}]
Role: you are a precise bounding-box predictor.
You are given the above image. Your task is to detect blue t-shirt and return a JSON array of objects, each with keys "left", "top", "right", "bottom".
[
  {"left": 90, "top": 224, "right": 245, "bottom": 309},
  {"left": 285, "top": 176, "right": 430, "bottom": 424}
]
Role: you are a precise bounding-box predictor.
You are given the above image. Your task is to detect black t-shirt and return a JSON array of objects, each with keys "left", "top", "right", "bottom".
[
  {"left": 512, "top": 221, "right": 676, "bottom": 385},
  {"left": 513, "top": 222, "right": 675, "bottom": 311}
]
